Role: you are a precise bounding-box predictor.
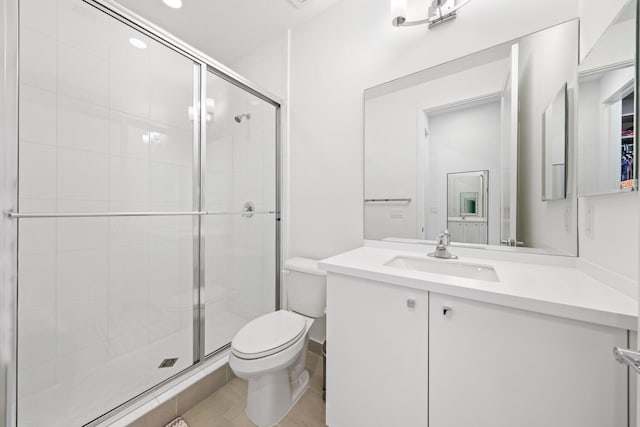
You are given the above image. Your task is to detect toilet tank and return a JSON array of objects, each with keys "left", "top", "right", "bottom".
[{"left": 284, "top": 257, "right": 327, "bottom": 318}]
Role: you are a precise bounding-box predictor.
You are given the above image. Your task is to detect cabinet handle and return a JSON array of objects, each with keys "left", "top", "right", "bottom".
[
  {"left": 407, "top": 298, "right": 416, "bottom": 309},
  {"left": 443, "top": 306, "right": 452, "bottom": 316}
]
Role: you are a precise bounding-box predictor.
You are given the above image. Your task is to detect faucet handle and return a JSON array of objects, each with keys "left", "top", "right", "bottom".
[{"left": 441, "top": 229, "right": 451, "bottom": 246}]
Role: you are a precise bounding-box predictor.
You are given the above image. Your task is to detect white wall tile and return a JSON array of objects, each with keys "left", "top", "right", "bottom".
[
  {"left": 56, "top": 217, "right": 108, "bottom": 252},
  {"left": 18, "top": 252, "right": 56, "bottom": 313},
  {"left": 19, "top": 307, "right": 57, "bottom": 369},
  {"left": 148, "top": 126, "right": 193, "bottom": 167},
  {"left": 109, "top": 216, "right": 149, "bottom": 246},
  {"left": 109, "top": 112, "right": 151, "bottom": 160},
  {"left": 20, "top": 0, "right": 57, "bottom": 37},
  {"left": 20, "top": 29, "right": 57, "bottom": 92},
  {"left": 19, "top": 142, "right": 56, "bottom": 200},
  {"left": 57, "top": 199, "right": 107, "bottom": 213},
  {"left": 56, "top": 297, "right": 109, "bottom": 357},
  {"left": 261, "top": 129, "right": 277, "bottom": 170},
  {"left": 57, "top": 248, "right": 108, "bottom": 308},
  {"left": 57, "top": 148, "right": 108, "bottom": 201},
  {"left": 108, "top": 22, "right": 150, "bottom": 118},
  {"left": 148, "top": 46, "right": 194, "bottom": 131},
  {"left": 108, "top": 326, "right": 148, "bottom": 360},
  {"left": 57, "top": 43, "right": 108, "bottom": 107},
  {"left": 207, "top": 137, "right": 233, "bottom": 172},
  {"left": 57, "top": 96, "right": 108, "bottom": 153},
  {"left": 55, "top": 342, "right": 109, "bottom": 383},
  {"left": 57, "top": 0, "right": 108, "bottom": 57},
  {"left": 149, "top": 162, "right": 183, "bottom": 204},
  {"left": 109, "top": 244, "right": 150, "bottom": 340},
  {"left": 149, "top": 240, "right": 183, "bottom": 285},
  {"left": 18, "top": 213, "right": 56, "bottom": 255},
  {"left": 109, "top": 156, "right": 150, "bottom": 204},
  {"left": 19, "top": 85, "right": 57, "bottom": 146},
  {"left": 18, "top": 361, "right": 56, "bottom": 398},
  {"left": 206, "top": 170, "right": 233, "bottom": 209}
]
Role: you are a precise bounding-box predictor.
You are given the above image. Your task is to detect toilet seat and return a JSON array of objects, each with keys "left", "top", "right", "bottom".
[{"left": 231, "top": 310, "right": 307, "bottom": 360}]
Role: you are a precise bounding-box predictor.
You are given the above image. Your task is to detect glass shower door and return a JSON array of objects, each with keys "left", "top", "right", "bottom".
[
  {"left": 203, "top": 71, "right": 278, "bottom": 355},
  {"left": 17, "top": 0, "right": 199, "bottom": 425}
]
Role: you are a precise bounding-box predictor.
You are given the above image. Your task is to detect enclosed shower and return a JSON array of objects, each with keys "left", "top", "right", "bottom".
[{"left": 2, "top": 0, "right": 281, "bottom": 425}]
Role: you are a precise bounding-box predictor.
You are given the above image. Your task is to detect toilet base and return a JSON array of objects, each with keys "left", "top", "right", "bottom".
[{"left": 246, "top": 368, "right": 310, "bottom": 427}]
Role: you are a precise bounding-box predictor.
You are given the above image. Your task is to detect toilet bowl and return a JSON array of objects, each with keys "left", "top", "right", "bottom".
[{"left": 228, "top": 258, "right": 326, "bottom": 427}]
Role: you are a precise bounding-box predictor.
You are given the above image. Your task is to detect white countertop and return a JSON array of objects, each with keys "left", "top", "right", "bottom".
[{"left": 319, "top": 244, "right": 638, "bottom": 331}]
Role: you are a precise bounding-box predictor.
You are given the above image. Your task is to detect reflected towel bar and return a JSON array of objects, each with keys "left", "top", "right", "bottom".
[{"left": 364, "top": 198, "right": 412, "bottom": 203}]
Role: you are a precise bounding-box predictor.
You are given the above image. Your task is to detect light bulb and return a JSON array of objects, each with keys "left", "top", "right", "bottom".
[
  {"left": 128, "top": 38, "right": 147, "bottom": 49},
  {"left": 162, "top": 0, "right": 183, "bottom": 9}
]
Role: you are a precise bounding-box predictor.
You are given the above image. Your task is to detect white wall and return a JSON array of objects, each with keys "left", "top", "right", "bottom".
[
  {"left": 230, "top": 31, "right": 289, "bottom": 100},
  {"left": 288, "top": 0, "right": 579, "bottom": 260},
  {"left": 517, "top": 20, "right": 579, "bottom": 254}
]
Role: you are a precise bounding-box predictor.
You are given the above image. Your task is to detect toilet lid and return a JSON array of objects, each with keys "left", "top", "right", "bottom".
[{"left": 231, "top": 310, "right": 307, "bottom": 360}]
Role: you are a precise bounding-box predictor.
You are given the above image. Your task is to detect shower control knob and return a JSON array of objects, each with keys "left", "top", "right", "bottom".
[{"left": 242, "top": 201, "right": 255, "bottom": 218}]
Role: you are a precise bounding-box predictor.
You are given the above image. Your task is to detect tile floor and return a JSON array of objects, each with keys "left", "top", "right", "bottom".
[{"left": 181, "top": 351, "right": 326, "bottom": 427}]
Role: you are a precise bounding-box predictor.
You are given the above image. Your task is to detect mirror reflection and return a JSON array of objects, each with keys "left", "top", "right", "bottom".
[
  {"left": 364, "top": 20, "right": 579, "bottom": 255},
  {"left": 542, "top": 83, "right": 568, "bottom": 201},
  {"left": 578, "top": 0, "right": 637, "bottom": 195},
  {"left": 447, "top": 171, "right": 488, "bottom": 244}
]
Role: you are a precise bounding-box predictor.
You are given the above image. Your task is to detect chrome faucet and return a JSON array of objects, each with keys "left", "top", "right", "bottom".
[{"left": 428, "top": 229, "right": 458, "bottom": 259}]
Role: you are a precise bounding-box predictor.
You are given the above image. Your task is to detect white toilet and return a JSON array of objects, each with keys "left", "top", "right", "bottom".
[{"left": 229, "top": 257, "right": 327, "bottom": 427}]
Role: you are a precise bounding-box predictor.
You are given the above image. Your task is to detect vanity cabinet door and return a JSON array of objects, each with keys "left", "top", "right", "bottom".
[
  {"left": 448, "top": 221, "right": 464, "bottom": 241},
  {"left": 326, "top": 274, "right": 429, "bottom": 427},
  {"left": 429, "top": 293, "right": 628, "bottom": 427}
]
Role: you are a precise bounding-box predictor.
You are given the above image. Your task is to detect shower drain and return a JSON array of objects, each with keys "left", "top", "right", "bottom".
[{"left": 158, "top": 358, "right": 178, "bottom": 368}]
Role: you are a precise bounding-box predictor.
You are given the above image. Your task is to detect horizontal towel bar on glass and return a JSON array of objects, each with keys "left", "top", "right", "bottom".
[
  {"left": 364, "top": 198, "right": 412, "bottom": 203},
  {"left": 6, "top": 210, "right": 276, "bottom": 219}
]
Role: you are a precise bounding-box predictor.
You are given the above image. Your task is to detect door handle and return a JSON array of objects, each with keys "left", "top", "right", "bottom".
[{"left": 613, "top": 347, "right": 640, "bottom": 374}]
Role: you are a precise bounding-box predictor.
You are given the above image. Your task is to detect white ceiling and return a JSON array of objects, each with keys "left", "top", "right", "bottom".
[{"left": 114, "top": 0, "right": 341, "bottom": 65}]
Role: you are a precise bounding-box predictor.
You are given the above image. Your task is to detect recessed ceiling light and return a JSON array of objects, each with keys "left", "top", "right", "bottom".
[
  {"left": 129, "top": 37, "right": 147, "bottom": 49},
  {"left": 162, "top": 0, "right": 183, "bottom": 8}
]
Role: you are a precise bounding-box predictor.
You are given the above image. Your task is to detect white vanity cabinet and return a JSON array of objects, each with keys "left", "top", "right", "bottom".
[
  {"left": 326, "top": 274, "right": 429, "bottom": 427},
  {"left": 429, "top": 293, "right": 629, "bottom": 427}
]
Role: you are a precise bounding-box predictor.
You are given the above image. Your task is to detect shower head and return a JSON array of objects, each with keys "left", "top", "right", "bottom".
[{"left": 234, "top": 113, "right": 251, "bottom": 123}]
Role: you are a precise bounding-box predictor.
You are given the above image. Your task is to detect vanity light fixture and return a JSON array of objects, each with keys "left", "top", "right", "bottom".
[
  {"left": 391, "top": 0, "right": 471, "bottom": 28},
  {"left": 162, "top": 0, "right": 183, "bottom": 9},
  {"left": 128, "top": 37, "right": 147, "bottom": 49}
]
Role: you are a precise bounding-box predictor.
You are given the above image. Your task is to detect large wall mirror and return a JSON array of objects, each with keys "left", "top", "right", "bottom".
[
  {"left": 578, "top": 0, "right": 637, "bottom": 196},
  {"left": 364, "top": 20, "right": 581, "bottom": 255}
]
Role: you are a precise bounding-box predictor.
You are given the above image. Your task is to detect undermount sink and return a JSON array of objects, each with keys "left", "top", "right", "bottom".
[{"left": 385, "top": 256, "right": 499, "bottom": 282}]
